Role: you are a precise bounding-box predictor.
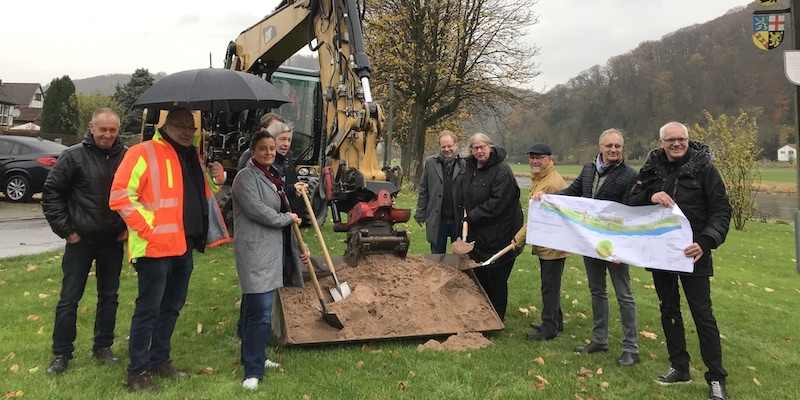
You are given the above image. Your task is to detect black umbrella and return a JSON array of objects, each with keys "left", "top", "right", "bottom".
[{"left": 132, "top": 68, "right": 290, "bottom": 113}]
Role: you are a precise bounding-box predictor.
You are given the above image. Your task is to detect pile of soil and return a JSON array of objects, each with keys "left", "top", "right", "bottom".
[
  {"left": 417, "top": 331, "right": 493, "bottom": 352},
  {"left": 277, "top": 254, "right": 503, "bottom": 344}
]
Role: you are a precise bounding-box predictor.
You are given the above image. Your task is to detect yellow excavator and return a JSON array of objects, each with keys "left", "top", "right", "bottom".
[
  {"left": 218, "top": 0, "right": 504, "bottom": 344},
  {"left": 223, "top": 0, "right": 409, "bottom": 266}
]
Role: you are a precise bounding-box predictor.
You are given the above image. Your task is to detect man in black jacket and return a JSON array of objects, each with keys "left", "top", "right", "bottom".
[
  {"left": 534, "top": 129, "right": 640, "bottom": 366},
  {"left": 42, "top": 108, "right": 128, "bottom": 374},
  {"left": 628, "top": 121, "right": 731, "bottom": 400}
]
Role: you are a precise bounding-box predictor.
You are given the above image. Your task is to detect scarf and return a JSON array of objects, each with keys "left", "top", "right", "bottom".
[
  {"left": 595, "top": 154, "right": 621, "bottom": 175},
  {"left": 251, "top": 158, "right": 290, "bottom": 212}
]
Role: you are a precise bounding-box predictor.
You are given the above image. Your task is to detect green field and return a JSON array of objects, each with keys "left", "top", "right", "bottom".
[{"left": 1, "top": 190, "right": 798, "bottom": 399}]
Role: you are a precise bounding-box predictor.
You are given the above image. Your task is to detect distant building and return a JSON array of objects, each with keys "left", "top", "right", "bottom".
[
  {"left": 778, "top": 144, "right": 797, "bottom": 162},
  {"left": 0, "top": 81, "right": 44, "bottom": 126}
]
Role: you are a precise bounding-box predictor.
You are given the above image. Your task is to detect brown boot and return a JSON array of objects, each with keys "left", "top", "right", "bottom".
[
  {"left": 150, "top": 360, "right": 190, "bottom": 379},
  {"left": 127, "top": 371, "right": 159, "bottom": 394}
]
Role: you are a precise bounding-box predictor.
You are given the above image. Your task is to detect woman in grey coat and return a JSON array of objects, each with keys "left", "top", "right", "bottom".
[{"left": 231, "top": 131, "right": 307, "bottom": 390}]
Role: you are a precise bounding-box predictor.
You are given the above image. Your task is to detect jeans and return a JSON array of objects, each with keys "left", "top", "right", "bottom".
[
  {"left": 52, "top": 240, "right": 123, "bottom": 356},
  {"left": 652, "top": 271, "right": 727, "bottom": 383},
  {"left": 538, "top": 258, "right": 565, "bottom": 336},
  {"left": 583, "top": 257, "right": 638, "bottom": 353},
  {"left": 127, "top": 248, "right": 194, "bottom": 374},
  {"left": 430, "top": 216, "right": 459, "bottom": 254},
  {"left": 472, "top": 257, "right": 515, "bottom": 321},
  {"left": 240, "top": 291, "right": 275, "bottom": 380}
]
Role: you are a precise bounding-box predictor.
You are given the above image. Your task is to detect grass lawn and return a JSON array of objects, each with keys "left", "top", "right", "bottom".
[{"left": 1, "top": 189, "right": 798, "bottom": 399}]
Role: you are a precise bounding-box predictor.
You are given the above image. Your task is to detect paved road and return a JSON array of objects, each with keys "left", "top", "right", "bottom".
[{"left": 0, "top": 199, "right": 63, "bottom": 259}]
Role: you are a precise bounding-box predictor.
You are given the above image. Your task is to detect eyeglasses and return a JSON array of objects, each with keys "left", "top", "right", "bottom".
[
  {"left": 471, "top": 144, "right": 489, "bottom": 152},
  {"left": 528, "top": 154, "right": 549, "bottom": 160},
  {"left": 167, "top": 123, "right": 197, "bottom": 132},
  {"left": 602, "top": 144, "right": 622, "bottom": 149},
  {"left": 662, "top": 137, "right": 688, "bottom": 144}
]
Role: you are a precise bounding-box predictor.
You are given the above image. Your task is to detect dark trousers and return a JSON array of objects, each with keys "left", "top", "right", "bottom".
[
  {"left": 52, "top": 240, "right": 123, "bottom": 356},
  {"left": 652, "top": 271, "right": 727, "bottom": 383},
  {"left": 473, "top": 256, "right": 515, "bottom": 321},
  {"left": 127, "top": 249, "right": 194, "bottom": 374},
  {"left": 241, "top": 291, "right": 275, "bottom": 380},
  {"left": 430, "top": 216, "right": 459, "bottom": 254},
  {"left": 538, "top": 258, "right": 565, "bottom": 336}
]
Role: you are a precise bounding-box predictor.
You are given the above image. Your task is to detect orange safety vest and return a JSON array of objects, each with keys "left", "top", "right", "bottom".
[{"left": 110, "top": 131, "right": 230, "bottom": 261}]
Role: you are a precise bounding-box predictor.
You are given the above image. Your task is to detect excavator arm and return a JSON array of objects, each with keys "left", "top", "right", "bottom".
[{"left": 225, "top": 0, "right": 410, "bottom": 265}]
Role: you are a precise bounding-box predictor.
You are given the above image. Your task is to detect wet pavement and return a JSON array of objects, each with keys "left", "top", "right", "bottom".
[{"left": 0, "top": 198, "right": 63, "bottom": 259}]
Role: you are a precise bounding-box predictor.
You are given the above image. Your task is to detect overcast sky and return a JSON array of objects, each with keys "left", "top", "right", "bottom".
[{"left": 3, "top": 0, "right": 754, "bottom": 92}]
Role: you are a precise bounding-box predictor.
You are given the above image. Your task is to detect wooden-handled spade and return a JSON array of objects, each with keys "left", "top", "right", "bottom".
[
  {"left": 291, "top": 220, "right": 344, "bottom": 329},
  {"left": 451, "top": 210, "right": 475, "bottom": 254},
  {"left": 459, "top": 242, "right": 517, "bottom": 270},
  {"left": 300, "top": 190, "right": 351, "bottom": 301}
]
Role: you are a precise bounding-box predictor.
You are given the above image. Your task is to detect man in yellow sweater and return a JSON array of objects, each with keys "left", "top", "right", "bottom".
[{"left": 513, "top": 143, "right": 570, "bottom": 341}]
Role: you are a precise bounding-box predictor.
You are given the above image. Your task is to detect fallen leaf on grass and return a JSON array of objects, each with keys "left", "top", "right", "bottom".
[
  {"left": 571, "top": 299, "right": 579, "bottom": 305},
  {"left": 80, "top": 306, "right": 87, "bottom": 314},
  {"left": 5, "top": 390, "right": 24, "bottom": 398},
  {"left": 753, "top": 378, "right": 761, "bottom": 386},
  {"left": 746, "top": 282, "right": 756, "bottom": 288},
  {"left": 639, "top": 330, "right": 658, "bottom": 340},
  {"left": 532, "top": 357, "right": 545, "bottom": 365},
  {"left": 644, "top": 284, "right": 655, "bottom": 290},
  {"left": 28, "top": 367, "right": 38, "bottom": 373},
  {"left": 302, "top": 395, "right": 310, "bottom": 400},
  {"left": 748, "top": 366, "right": 757, "bottom": 371},
  {"left": 719, "top": 334, "right": 727, "bottom": 340},
  {"left": 600, "top": 381, "right": 609, "bottom": 391},
  {"left": 27, "top": 315, "right": 39, "bottom": 321},
  {"left": 785, "top": 338, "right": 792, "bottom": 343},
  {"left": 596, "top": 368, "right": 603, "bottom": 375},
  {"left": 25, "top": 263, "right": 36, "bottom": 271},
  {"left": 209, "top": 259, "right": 218, "bottom": 264},
  {"left": 408, "top": 370, "right": 416, "bottom": 377},
  {"left": 46, "top": 278, "right": 54, "bottom": 283},
  {"left": 3, "top": 353, "right": 15, "bottom": 361},
  {"left": 632, "top": 277, "right": 640, "bottom": 283},
  {"left": 579, "top": 367, "right": 594, "bottom": 378},
  {"left": 0, "top": 280, "right": 6, "bottom": 286},
  {"left": 23, "top": 292, "right": 29, "bottom": 297},
  {"left": 764, "top": 287, "right": 774, "bottom": 293},
  {"left": 196, "top": 323, "right": 203, "bottom": 334},
  {"left": 36, "top": 327, "right": 44, "bottom": 335},
  {"left": 356, "top": 360, "right": 364, "bottom": 368},
  {"left": 536, "top": 375, "right": 549, "bottom": 385},
  {"left": 37, "top": 294, "right": 48, "bottom": 299},
  {"left": 517, "top": 307, "right": 529, "bottom": 316},
  {"left": 396, "top": 381, "right": 408, "bottom": 390},
  {"left": 9, "top": 364, "right": 19, "bottom": 373}
]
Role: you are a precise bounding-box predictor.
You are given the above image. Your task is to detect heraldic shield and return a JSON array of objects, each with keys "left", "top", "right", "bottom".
[{"left": 753, "top": 14, "right": 785, "bottom": 50}]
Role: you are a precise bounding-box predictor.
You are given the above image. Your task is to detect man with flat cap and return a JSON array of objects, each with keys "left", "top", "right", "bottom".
[{"left": 513, "top": 143, "right": 570, "bottom": 341}]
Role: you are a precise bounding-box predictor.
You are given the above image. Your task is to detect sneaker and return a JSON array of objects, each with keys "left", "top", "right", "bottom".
[
  {"left": 265, "top": 359, "right": 281, "bottom": 368},
  {"left": 46, "top": 355, "right": 69, "bottom": 374},
  {"left": 655, "top": 367, "right": 691, "bottom": 385},
  {"left": 127, "top": 371, "right": 159, "bottom": 394},
  {"left": 150, "top": 360, "right": 190, "bottom": 379},
  {"left": 708, "top": 380, "right": 728, "bottom": 400},
  {"left": 92, "top": 347, "right": 119, "bottom": 364},
  {"left": 243, "top": 377, "right": 259, "bottom": 390}
]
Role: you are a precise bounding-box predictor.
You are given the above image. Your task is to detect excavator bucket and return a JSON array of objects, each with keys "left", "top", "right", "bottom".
[{"left": 275, "top": 254, "right": 504, "bottom": 345}]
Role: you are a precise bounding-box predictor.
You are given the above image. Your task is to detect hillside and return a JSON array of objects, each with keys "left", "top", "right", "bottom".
[
  {"left": 70, "top": 72, "right": 168, "bottom": 96},
  {"left": 501, "top": 3, "right": 794, "bottom": 163}
]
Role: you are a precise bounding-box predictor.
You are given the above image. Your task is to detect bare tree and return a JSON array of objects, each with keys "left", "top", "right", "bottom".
[
  {"left": 364, "top": 0, "right": 539, "bottom": 187},
  {"left": 693, "top": 109, "right": 762, "bottom": 230}
]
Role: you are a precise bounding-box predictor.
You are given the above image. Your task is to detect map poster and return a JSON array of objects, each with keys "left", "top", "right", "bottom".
[{"left": 526, "top": 195, "right": 695, "bottom": 273}]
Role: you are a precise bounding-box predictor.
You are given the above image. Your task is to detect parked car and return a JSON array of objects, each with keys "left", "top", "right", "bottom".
[{"left": 0, "top": 135, "right": 68, "bottom": 202}]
